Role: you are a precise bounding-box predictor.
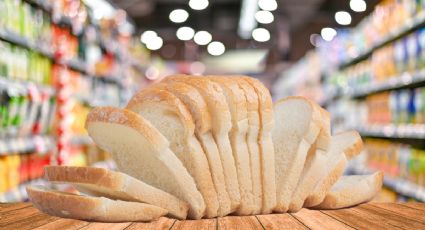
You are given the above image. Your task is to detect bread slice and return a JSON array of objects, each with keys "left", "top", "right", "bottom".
[
  {"left": 304, "top": 130, "right": 363, "bottom": 207},
  {"left": 314, "top": 171, "right": 383, "bottom": 209},
  {"left": 85, "top": 107, "right": 205, "bottom": 219},
  {"left": 272, "top": 97, "right": 322, "bottom": 213},
  {"left": 209, "top": 76, "right": 262, "bottom": 214},
  {"left": 27, "top": 185, "right": 167, "bottom": 222},
  {"left": 150, "top": 81, "right": 234, "bottom": 217},
  {"left": 44, "top": 166, "right": 188, "bottom": 219},
  {"left": 288, "top": 106, "right": 332, "bottom": 212},
  {"left": 240, "top": 76, "right": 277, "bottom": 214},
  {"left": 334, "top": 131, "right": 364, "bottom": 160},
  {"left": 163, "top": 75, "right": 252, "bottom": 214},
  {"left": 126, "top": 87, "right": 222, "bottom": 218}
]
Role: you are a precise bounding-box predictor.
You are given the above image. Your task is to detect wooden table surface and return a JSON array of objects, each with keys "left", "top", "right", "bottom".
[{"left": 1, "top": 202, "right": 424, "bottom": 229}]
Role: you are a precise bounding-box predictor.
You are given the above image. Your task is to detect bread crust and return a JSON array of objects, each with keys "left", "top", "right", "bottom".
[
  {"left": 85, "top": 107, "right": 169, "bottom": 152},
  {"left": 127, "top": 87, "right": 195, "bottom": 138},
  {"left": 314, "top": 171, "right": 383, "bottom": 209},
  {"left": 27, "top": 186, "right": 167, "bottom": 222},
  {"left": 44, "top": 166, "right": 189, "bottom": 219}
]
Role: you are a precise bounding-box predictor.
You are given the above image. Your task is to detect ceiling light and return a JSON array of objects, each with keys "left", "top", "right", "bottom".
[
  {"left": 140, "top": 30, "right": 157, "bottom": 44},
  {"left": 335, "top": 11, "right": 351, "bottom": 25},
  {"left": 189, "top": 0, "right": 209, "bottom": 10},
  {"left": 194, "top": 31, "right": 212, "bottom": 45},
  {"left": 207, "top": 41, "right": 225, "bottom": 56},
  {"left": 258, "top": 0, "right": 277, "bottom": 11},
  {"left": 255, "top": 10, "right": 274, "bottom": 24},
  {"left": 146, "top": 36, "right": 163, "bottom": 50},
  {"left": 321, "top": 27, "right": 337, "bottom": 42},
  {"left": 350, "top": 0, "right": 366, "bottom": 12},
  {"left": 169, "top": 9, "right": 189, "bottom": 23},
  {"left": 238, "top": 0, "right": 259, "bottom": 39},
  {"left": 176, "top": 27, "right": 195, "bottom": 41},
  {"left": 252, "top": 28, "right": 270, "bottom": 42}
]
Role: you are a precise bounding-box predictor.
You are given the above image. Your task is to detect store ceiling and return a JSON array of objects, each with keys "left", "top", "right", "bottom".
[{"left": 111, "top": 0, "right": 379, "bottom": 61}]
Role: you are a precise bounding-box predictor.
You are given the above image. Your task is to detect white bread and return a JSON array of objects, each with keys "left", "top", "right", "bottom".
[
  {"left": 44, "top": 166, "right": 188, "bottom": 219},
  {"left": 240, "top": 76, "right": 277, "bottom": 214},
  {"left": 126, "top": 87, "right": 222, "bottom": 218},
  {"left": 154, "top": 80, "right": 234, "bottom": 216},
  {"left": 333, "top": 131, "right": 364, "bottom": 160},
  {"left": 314, "top": 171, "right": 383, "bottom": 209},
  {"left": 209, "top": 76, "right": 262, "bottom": 214},
  {"left": 85, "top": 107, "right": 205, "bottom": 219},
  {"left": 304, "top": 130, "right": 363, "bottom": 207},
  {"left": 163, "top": 75, "right": 252, "bottom": 214},
  {"left": 27, "top": 185, "right": 167, "bottom": 222},
  {"left": 288, "top": 106, "right": 332, "bottom": 212},
  {"left": 272, "top": 97, "right": 322, "bottom": 213}
]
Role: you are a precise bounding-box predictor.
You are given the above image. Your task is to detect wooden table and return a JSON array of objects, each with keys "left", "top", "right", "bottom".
[{"left": 1, "top": 202, "right": 424, "bottom": 229}]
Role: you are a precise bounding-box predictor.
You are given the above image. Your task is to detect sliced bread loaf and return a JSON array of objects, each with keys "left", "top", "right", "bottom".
[
  {"left": 314, "top": 171, "right": 383, "bottom": 209},
  {"left": 127, "top": 87, "right": 222, "bottom": 218},
  {"left": 154, "top": 80, "right": 234, "bottom": 216},
  {"left": 272, "top": 97, "right": 322, "bottom": 213},
  {"left": 44, "top": 166, "right": 189, "bottom": 219},
  {"left": 304, "top": 130, "right": 363, "bottom": 207},
  {"left": 241, "top": 76, "right": 277, "bottom": 214},
  {"left": 209, "top": 76, "right": 262, "bottom": 214},
  {"left": 288, "top": 106, "right": 332, "bottom": 212},
  {"left": 164, "top": 75, "right": 251, "bottom": 214},
  {"left": 27, "top": 185, "right": 167, "bottom": 222},
  {"left": 85, "top": 107, "right": 205, "bottom": 219}
]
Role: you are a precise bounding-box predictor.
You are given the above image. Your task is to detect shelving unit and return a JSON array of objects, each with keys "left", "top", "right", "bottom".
[
  {"left": 339, "top": 12, "right": 425, "bottom": 69},
  {"left": 357, "top": 124, "right": 425, "bottom": 140},
  {"left": 0, "top": 136, "right": 55, "bottom": 155}
]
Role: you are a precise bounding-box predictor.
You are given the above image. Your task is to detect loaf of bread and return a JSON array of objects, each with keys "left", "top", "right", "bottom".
[{"left": 27, "top": 75, "right": 382, "bottom": 222}]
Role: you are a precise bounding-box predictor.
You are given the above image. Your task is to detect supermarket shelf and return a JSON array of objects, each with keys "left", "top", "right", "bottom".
[
  {"left": 339, "top": 12, "right": 425, "bottom": 69},
  {"left": 0, "top": 77, "right": 56, "bottom": 95},
  {"left": 347, "top": 166, "right": 425, "bottom": 202},
  {"left": 0, "top": 30, "right": 53, "bottom": 58},
  {"left": 0, "top": 178, "right": 46, "bottom": 202},
  {"left": 358, "top": 124, "right": 425, "bottom": 140},
  {"left": 0, "top": 135, "right": 56, "bottom": 155},
  {"left": 349, "top": 71, "right": 425, "bottom": 98}
]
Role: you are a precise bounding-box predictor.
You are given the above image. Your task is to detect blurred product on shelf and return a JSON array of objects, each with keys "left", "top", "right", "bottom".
[
  {"left": 0, "top": 80, "right": 56, "bottom": 138},
  {"left": 0, "top": 40, "right": 52, "bottom": 85},
  {"left": 0, "top": 151, "right": 52, "bottom": 194}
]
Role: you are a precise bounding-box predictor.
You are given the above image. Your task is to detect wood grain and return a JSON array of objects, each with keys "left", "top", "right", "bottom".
[
  {"left": 354, "top": 204, "right": 425, "bottom": 229},
  {"left": 126, "top": 217, "right": 176, "bottom": 230},
  {"left": 291, "top": 208, "right": 354, "bottom": 230},
  {"left": 172, "top": 218, "right": 216, "bottom": 230},
  {"left": 0, "top": 202, "right": 31, "bottom": 213},
  {"left": 370, "top": 203, "right": 425, "bottom": 223},
  {"left": 401, "top": 202, "right": 425, "bottom": 212},
  {"left": 78, "top": 222, "right": 132, "bottom": 230},
  {"left": 217, "top": 215, "right": 263, "bottom": 230},
  {"left": 322, "top": 207, "right": 396, "bottom": 230},
  {"left": 256, "top": 213, "right": 307, "bottom": 230},
  {"left": 1, "top": 212, "right": 58, "bottom": 230},
  {"left": 1, "top": 202, "right": 425, "bottom": 229},
  {"left": 0, "top": 206, "right": 41, "bottom": 226},
  {"left": 32, "top": 218, "right": 89, "bottom": 230}
]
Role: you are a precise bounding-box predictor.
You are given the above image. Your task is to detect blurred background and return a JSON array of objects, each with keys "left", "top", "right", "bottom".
[{"left": 0, "top": 0, "right": 424, "bottom": 204}]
